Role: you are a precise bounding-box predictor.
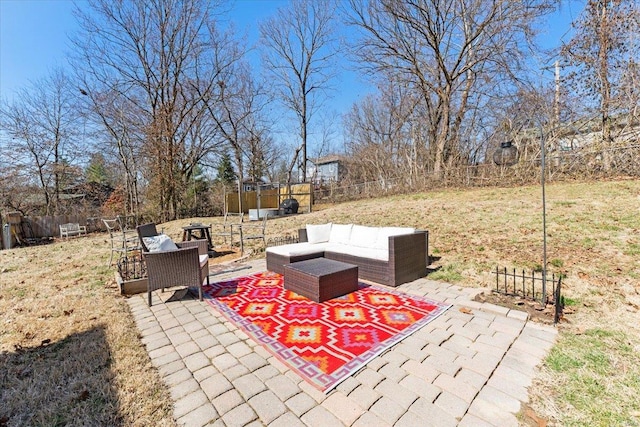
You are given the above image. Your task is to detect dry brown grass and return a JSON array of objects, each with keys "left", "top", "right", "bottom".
[
  {"left": 1, "top": 178, "right": 639, "bottom": 425},
  {"left": 0, "top": 234, "right": 176, "bottom": 426}
]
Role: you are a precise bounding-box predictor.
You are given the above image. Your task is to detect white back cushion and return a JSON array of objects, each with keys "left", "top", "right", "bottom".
[
  {"left": 143, "top": 234, "right": 179, "bottom": 252},
  {"left": 349, "top": 225, "right": 379, "bottom": 248},
  {"left": 329, "top": 223, "right": 353, "bottom": 244},
  {"left": 306, "top": 223, "right": 332, "bottom": 243}
]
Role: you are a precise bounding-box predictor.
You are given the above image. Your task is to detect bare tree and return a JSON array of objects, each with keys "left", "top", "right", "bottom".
[
  {"left": 79, "top": 88, "right": 145, "bottom": 218},
  {"left": 72, "top": 0, "right": 230, "bottom": 221},
  {"left": 198, "top": 62, "right": 271, "bottom": 213},
  {"left": 260, "top": 0, "right": 338, "bottom": 183},
  {"left": 561, "top": 0, "right": 640, "bottom": 170},
  {"left": 344, "top": 80, "right": 419, "bottom": 186},
  {"left": 245, "top": 127, "right": 279, "bottom": 184},
  {"left": 0, "top": 69, "right": 81, "bottom": 215},
  {"left": 621, "top": 60, "right": 640, "bottom": 120},
  {"left": 346, "top": 0, "right": 557, "bottom": 180},
  {"left": 261, "top": 135, "right": 287, "bottom": 184}
]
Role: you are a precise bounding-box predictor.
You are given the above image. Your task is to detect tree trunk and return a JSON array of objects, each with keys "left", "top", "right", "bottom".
[
  {"left": 599, "top": 0, "right": 612, "bottom": 171},
  {"left": 433, "top": 91, "right": 451, "bottom": 180}
]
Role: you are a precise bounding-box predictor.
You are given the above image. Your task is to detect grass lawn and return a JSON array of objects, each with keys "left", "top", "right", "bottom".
[{"left": 1, "top": 178, "right": 639, "bottom": 425}]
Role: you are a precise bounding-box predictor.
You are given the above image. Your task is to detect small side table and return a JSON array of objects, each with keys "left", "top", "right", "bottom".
[{"left": 181, "top": 224, "right": 215, "bottom": 254}]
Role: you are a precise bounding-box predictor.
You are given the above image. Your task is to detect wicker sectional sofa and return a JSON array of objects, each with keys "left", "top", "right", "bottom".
[{"left": 266, "top": 223, "right": 428, "bottom": 287}]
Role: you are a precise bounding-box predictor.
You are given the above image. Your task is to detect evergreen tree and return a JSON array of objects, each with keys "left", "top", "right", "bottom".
[
  {"left": 216, "top": 153, "right": 237, "bottom": 184},
  {"left": 86, "top": 153, "right": 112, "bottom": 185}
]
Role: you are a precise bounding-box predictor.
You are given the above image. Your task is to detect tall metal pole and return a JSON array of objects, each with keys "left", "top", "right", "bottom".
[
  {"left": 494, "top": 122, "right": 582, "bottom": 307},
  {"left": 540, "top": 121, "right": 582, "bottom": 305},
  {"left": 554, "top": 60, "right": 561, "bottom": 126},
  {"left": 540, "top": 128, "right": 548, "bottom": 305},
  {"left": 237, "top": 179, "right": 242, "bottom": 214}
]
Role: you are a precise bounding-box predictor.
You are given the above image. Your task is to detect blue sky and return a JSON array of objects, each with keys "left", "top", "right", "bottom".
[
  {"left": 1, "top": 0, "right": 582, "bottom": 106},
  {"left": 1, "top": 0, "right": 77, "bottom": 97},
  {"left": 0, "top": 0, "right": 290, "bottom": 97}
]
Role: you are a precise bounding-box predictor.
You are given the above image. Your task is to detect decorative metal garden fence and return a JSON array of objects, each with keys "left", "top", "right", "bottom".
[
  {"left": 267, "top": 235, "right": 299, "bottom": 247},
  {"left": 117, "top": 254, "right": 147, "bottom": 281},
  {"left": 493, "top": 266, "right": 564, "bottom": 324}
]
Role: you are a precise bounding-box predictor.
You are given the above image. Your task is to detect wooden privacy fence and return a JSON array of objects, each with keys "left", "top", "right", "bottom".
[
  {"left": 1, "top": 214, "right": 106, "bottom": 243},
  {"left": 226, "top": 183, "right": 312, "bottom": 214},
  {"left": 31, "top": 215, "right": 109, "bottom": 237}
]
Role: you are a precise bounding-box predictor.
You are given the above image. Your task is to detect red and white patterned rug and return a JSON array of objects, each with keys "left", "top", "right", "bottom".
[{"left": 202, "top": 271, "right": 451, "bottom": 392}]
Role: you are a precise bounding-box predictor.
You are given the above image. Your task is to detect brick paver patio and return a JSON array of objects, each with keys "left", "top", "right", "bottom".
[{"left": 127, "top": 259, "right": 556, "bottom": 426}]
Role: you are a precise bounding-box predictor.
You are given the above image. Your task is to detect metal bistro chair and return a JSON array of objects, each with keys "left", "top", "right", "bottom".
[
  {"left": 212, "top": 212, "right": 244, "bottom": 247},
  {"left": 239, "top": 213, "right": 269, "bottom": 255},
  {"left": 116, "top": 214, "right": 138, "bottom": 232},
  {"left": 103, "top": 218, "right": 140, "bottom": 266}
]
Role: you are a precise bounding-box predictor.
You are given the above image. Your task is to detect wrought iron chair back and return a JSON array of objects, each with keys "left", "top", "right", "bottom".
[
  {"left": 103, "top": 218, "right": 140, "bottom": 266},
  {"left": 239, "top": 214, "right": 269, "bottom": 254},
  {"left": 212, "top": 212, "right": 244, "bottom": 247}
]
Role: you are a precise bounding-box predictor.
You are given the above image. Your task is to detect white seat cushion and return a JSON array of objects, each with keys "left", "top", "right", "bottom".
[
  {"left": 349, "top": 225, "right": 379, "bottom": 248},
  {"left": 266, "top": 242, "right": 328, "bottom": 257},
  {"left": 199, "top": 254, "right": 209, "bottom": 267}
]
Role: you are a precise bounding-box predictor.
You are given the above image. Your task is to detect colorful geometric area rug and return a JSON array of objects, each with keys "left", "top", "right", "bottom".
[{"left": 202, "top": 271, "right": 451, "bottom": 392}]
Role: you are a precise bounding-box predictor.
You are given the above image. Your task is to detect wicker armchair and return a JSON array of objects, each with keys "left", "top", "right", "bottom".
[{"left": 137, "top": 224, "right": 210, "bottom": 306}]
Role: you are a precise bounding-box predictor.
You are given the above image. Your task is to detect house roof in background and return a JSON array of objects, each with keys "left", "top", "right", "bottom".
[{"left": 311, "top": 155, "right": 346, "bottom": 165}]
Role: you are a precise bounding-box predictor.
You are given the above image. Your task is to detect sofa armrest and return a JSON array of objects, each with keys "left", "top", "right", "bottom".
[
  {"left": 298, "top": 228, "right": 308, "bottom": 243},
  {"left": 388, "top": 230, "right": 428, "bottom": 286},
  {"left": 417, "top": 229, "right": 429, "bottom": 263}
]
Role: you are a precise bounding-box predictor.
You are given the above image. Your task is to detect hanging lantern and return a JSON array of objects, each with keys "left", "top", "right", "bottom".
[{"left": 493, "top": 141, "right": 519, "bottom": 166}]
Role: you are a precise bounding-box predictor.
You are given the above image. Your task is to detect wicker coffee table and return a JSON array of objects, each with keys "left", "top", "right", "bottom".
[{"left": 283, "top": 258, "right": 359, "bottom": 303}]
